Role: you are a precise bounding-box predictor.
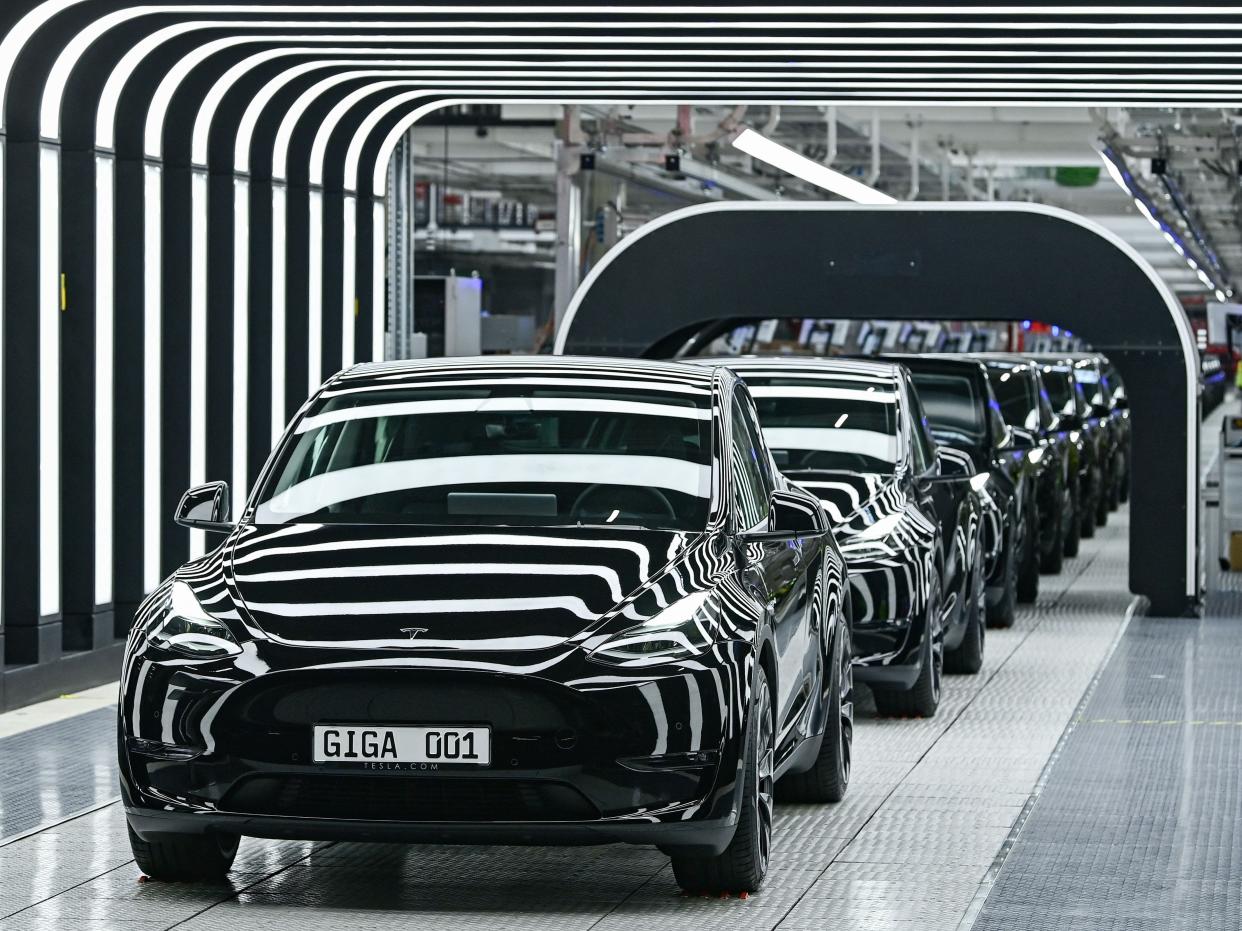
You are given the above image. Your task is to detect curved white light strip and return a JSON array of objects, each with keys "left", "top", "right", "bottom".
[
  {"left": 48, "top": 5, "right": 1242, "bottom": 143},
  {"left": 308, "top": 78, "right": 438, "bottom": 186},
  {"left": 194, "top": 47, "right": 440, "bottom": 166},
  {"left": 555, "top": 199, "right": 1200, "bottom": 597}
]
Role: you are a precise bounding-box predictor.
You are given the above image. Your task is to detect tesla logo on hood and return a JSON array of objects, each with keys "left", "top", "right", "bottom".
[{"left": 400, "top": 627, "right": 429, "bottom": 639}]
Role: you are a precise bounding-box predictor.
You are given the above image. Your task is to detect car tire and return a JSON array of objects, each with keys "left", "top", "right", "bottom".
[
  {"left": 1016, "top": 513, "right": 1040, "bottom": 604},
  {"left": 1108, "top": 473, "right": 1122, "bottom": 511},
  {"left": 1080, "top": 493, "right": 1097, "bottom": 539},
  {"left": 671, "top": 666, "right": 774, "bottom": 894},
  {"left": 1095, "top": 488, "right": 1109, "bottom": 527},
  {"left": 946, "top": 560, "right": 985, "bottom": 675},
  {"left": 127, "top": 823, "right": 239, "bottom": 881},
  {"left": 987, "top": 525, "right": 1018, "bottom": 629},
  {"left": 873, "top": 581, "right": 942, "bottom": 718},
  {"left": 778, "top": 621, "right": 853, "bottom": 803},
  {"left": 1040, "top": 498, "right": 1065, "bottom": 574},
  {"left": 1063, "top": 495, "right": 1081, "bottom": 557}
]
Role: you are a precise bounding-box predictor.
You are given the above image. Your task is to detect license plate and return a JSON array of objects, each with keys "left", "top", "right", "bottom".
[{"left": 312, "top": 725, "right": 490, "bottom": 766}]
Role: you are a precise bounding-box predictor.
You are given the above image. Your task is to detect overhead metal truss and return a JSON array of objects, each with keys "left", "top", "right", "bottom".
[{"left": 0, "top": 0, "right": 1230, "bottom": 703}]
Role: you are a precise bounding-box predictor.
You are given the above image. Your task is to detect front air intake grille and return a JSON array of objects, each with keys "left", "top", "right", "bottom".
[{"left": 221, "top": 774, "right": 599, "bottom": 822}]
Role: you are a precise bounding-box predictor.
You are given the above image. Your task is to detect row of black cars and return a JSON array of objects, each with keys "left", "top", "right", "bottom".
[{"left": 116, "top": 347, "right": 1130, "bottom": 896}]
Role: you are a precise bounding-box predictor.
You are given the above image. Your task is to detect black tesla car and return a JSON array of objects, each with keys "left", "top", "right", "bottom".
[
  {"left": 1061, "top": 353, "right": 1127, "bottom": 523},
  {"left": 694, "top": 357, "right": 986, "bottom": 719},
  {"left": 884, "top": 355, "right": 1037, "bottom": 628},
  {"left": 1029, "top": 356, "right": 1109, "bottom": 545},
  {"left": 978, "top": 357, "right": 1073, "bottom": 579},
  {"left": 119, "top": 357, "right": 852, "bottom": 895}
]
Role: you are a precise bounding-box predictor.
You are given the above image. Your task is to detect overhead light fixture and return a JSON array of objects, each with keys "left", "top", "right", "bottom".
[
  {"left": 1098, "top": 147, "right": 1131, "bottom": 195},
  {"left": 732, "top": 128, "right": 896, "bottom": 205}
]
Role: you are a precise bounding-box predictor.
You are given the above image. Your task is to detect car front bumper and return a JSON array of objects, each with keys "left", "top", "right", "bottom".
[{"left": 119, "top": 639, "right": 754, "bottom": 855}]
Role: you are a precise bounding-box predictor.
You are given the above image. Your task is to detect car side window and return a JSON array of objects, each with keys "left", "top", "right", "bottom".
[{"left": 730, "top": 396, "right": 772, "bottom": 531}]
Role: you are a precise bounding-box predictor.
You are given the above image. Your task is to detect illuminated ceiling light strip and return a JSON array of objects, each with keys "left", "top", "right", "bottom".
[
  {"left": 341, "top": 194, "right": 356, "bottom": 371},
  {"left": 195, "top": 47, "right": 442, "bottom": 165},
  {"left": 142, "top": 163, "right": 162, "bottom": 592},
  {"left": 307, "top": 189, "right": 324, "bottom": 395},
  {"left": 38, "top": 146, "right": 60, "bottom": 618},
  {"left": 232, "top": 177, "right": 249, "bottom": 505},
  {"left": 94, "top": 155, "right": 113, "bottom": 606},
  {"left": 57, "top": 7, "right": 1242, "bottom": 140},
  {"left": 372, "top": 200, "right": 384, "bottom": 363},
  {"left": 188, "top": 170, "right": 208, "bottom": 560},
  {"left": 733, "top": 128, "right": 897, "bottom": 203},
  {"left": 270, "top": 184, "right": 287, "bottom": 446}
]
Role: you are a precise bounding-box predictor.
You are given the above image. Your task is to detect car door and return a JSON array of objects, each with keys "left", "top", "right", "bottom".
[
  {"left": 729, "top": 391, "right": 811, "bottom": 743},
  {"left": 907, "top": 381, "right": 967, "bottom": 621}
]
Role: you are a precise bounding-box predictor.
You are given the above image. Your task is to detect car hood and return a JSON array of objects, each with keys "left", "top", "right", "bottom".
[
  {"left": 781, "top": 469, "right": 900, "bottom": 539},
  {"left": 223, "top": 523, "right": 699, "bottom": 650}
]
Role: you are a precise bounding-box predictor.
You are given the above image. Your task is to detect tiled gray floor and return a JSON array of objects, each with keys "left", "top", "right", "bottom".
[
  {"left": 0, "top": 706, "right": 116, "bottom": 841},
  {"left": 0, "top": 510, "right": 1135, "bottom": 930},
  {"left": 972, "top": 502, "right": 1242, "bottom": 931}
]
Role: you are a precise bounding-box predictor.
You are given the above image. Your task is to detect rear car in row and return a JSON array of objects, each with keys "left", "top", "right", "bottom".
[{"left": 689, "top": 357, "right": 988, "bottom": 717}]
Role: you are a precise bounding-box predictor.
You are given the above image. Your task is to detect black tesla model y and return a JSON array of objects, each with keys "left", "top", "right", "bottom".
[
  {"left": 119, "top": 357, "right": 852, "bottom": 894},
  {"left": 694, "top": 357, "right": 986, "bottom": 719}
]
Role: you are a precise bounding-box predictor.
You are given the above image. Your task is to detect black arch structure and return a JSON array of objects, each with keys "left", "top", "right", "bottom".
[
  {"left": 0, "top": 1, "right": 1233, "bottom": 707},
  {"left": 558, "top": 203, "right": 1201, "bottom": 617}
]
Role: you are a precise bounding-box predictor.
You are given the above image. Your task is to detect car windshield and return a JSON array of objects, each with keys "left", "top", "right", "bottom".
[
  {"left": 743, "top": 375, "right": 900, "bottom": 474},
  {"left": 252, "top": 383, "right": 714, "bottom": 531},
  {"left": 1073, "top": 361, "right": 1113, "bottom": 408},
  {"left": 1040, "top": 369, "right": 1079, "bottom": 418},
  {"left": 908, "top": 372, "right": 987, "bottom": 447},
  {"left": 986, "top": 368, "right": 1040, "bottom": 430}
]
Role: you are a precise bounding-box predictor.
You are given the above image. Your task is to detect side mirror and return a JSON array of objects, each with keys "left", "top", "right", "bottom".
[
  {"left": 1005, "top": 427, "right": 1037, "bottom": 451},
  {"left": 175, "top": 482, "right": 233, "bottom": 533},
  {"left": 739, "top": 489, "right": 826, "bottom": 544},
  {"left": 934, "top": 447, "right": 973, "bottom": 478}
]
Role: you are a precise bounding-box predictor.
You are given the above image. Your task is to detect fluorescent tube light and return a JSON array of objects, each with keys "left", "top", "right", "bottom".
[{"left": 732, "top": 128, "right": 896, "bottom": 204}]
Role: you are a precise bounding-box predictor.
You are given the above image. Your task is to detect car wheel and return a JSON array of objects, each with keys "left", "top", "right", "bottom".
[
  {"left": 1016, "top": 513, "right": 1040, "bottom": 604},
  {"left": 1095, "top": 488, "right": 1109, "bottom": 527},
  {"left": 778, "top": 619, "right": 853, "bottom": 803},
  {"left": 1040, "top": 498, "right": 1065, "bottom": 574},
  {"left": 946, "top": 560, "right": 985, "bottom": 675},
  {"left": 874, "top": 581, "right": 942, "bottom": 718},
  {"left": 1108, "top": 472, "right": 1122, "bottom": 511},
  {"left": 127, "top": 823, "right": 239, "bottom": 881},
  {"left": 671, "top": 665, "right": 774, "bottom": 894},
  {"left": 1118, "top": 472, "right": 1130, "bottom": 503},
  {"left": 1080, "top": 490, "right": 1097, "bottom": 539},
  {"left": 987, "top": 525, "right": 1018, "bottom": 629},
  {"left": 1063, "top": 483, "right": 1081, "bottom": 558}
]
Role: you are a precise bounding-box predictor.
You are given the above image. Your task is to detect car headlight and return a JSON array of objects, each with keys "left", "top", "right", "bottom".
[
  {"left": 147, "top": 581, "right": 242, "bottom": 659},
  {"left": 587, "top": 591, "right": 717, "bottom": 666}
]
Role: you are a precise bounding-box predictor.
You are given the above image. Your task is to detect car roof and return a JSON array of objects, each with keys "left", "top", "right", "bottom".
[
  {"left": 689, "top": 354, "right": 903, "bottom": 383},
  {"left": 331, "top": 355, "right": 722, "bottom": 395},
  {"left": 879, "top": 354, "right": 990, "bottom": 376}
]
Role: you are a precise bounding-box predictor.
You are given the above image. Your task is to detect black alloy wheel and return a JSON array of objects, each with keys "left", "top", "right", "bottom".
[
  {"left": 946, "top": 556, "right": 986, "bottom": 674},
  {"left": 1040, "top": 481, "right": 1066, "bottom": 574},
  {"left": 779, "top": 616, "right": 853, "bottom": 803},
  {"left": 1078, "top": 474, "right": 1097, "bottom": 538},
  {"left": 1016, "top": 506, "right": 1040, "bottom": 604},
  {"left": 671, "top": 666, "right": 775, "bottom": 893},
  {"left": 874, "top": 580, "right": 943, "bottom": 718},
  {"left": 1063, "top": 478, "right": 1081, "bottom": 558},
  {"left": 987, "top": 522, "right": 1018, "bottom": 629}
]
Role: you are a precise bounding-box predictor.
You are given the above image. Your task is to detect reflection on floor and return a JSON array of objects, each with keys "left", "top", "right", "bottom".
[{"left": 0, "top": 506, "right": 1134, "bottom": 930}]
